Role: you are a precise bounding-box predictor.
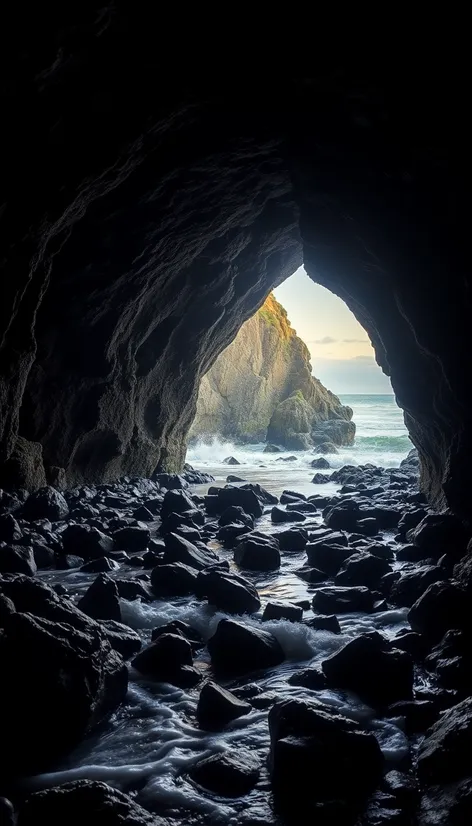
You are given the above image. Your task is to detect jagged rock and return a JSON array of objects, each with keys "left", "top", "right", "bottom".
[
  {"left": 77, "top": 574, "right": 121, "bottom": 622},
  {"left": 197, "top": 681, "right": 251, "bottom": 729},
  {"left": 132, "top": 632, "right": 200, "bottom": 687},
  {"left": 80, "top": 556, "right": 119, "bottom": 573},
  {"left": 417, "top": 697, "right": 472, "bottom": 784},
  {"left": 113, "top": 526, "right": 150, "bottom": 552},
  {"left": 17, "top": 781, "right": 159, "bottom": 825},
  {"left": 390, "top": 565, "right": 445, "bottom": 607},
  {"left": 22, "top": 486, "right": 68, "bottom": 522},
  {"left": 276, "top": 527, "right": 308, "bottom": 551},
  {"left": 218, "top": 505, "right": 254, "bottom": 528},
  {"left": 161, "top": 489, "right": 196, "bottom": 519},
  {"left": 240, "top": 482, "right": 278, "bottom": 505},
  {"left": 0, "top": 513, "right": 22, "bottom": 542},
  {"left": 322, "top": 631, "right": 414, "bottom": 706},
  {"left": 425, "top": 629, "right": 472, "bottom": 692},
  {"left": 212, "top": 487, "right": 263, "bottom": 518},
  {"left": 269, "top": 698, "right": 383, "bottom": 819},
  {"left": 324, "top": 499, "right": 360, "bottom": 531},
  {"left": 306, "top": 537, "right": 353, "bottom": 575},
  {"left": 61, "top": 524, "right": 114, "bottom": 560},
  {"left": 152, "top": 472, "right": 188, "bottom": 489},
  {"left": 0, "top": 545, "right": 37, "bottom": 576},
  {"left": 151, "top": 620, "right": 203, "bottom": 650},
  {"left": 163, "top": 532, "right": 218, "bottom": 570},
  {"left": 409, "top": 513, "right": 469, "bottom": 560},
  {"left": 288, "top": 666, "right": 327, "bottom": 689},
  {"left": 216, "top": 521, "right": 251, "bottom": 546},
  {"left": 264, "top": 443, "right": 282, "bottom": 453},
  {"left": 271, "top": 505, "right": 306, "bottom": 523},
  {"left": 151, "top": 562, "right": 198, "bottom": 596},
  {"left": 262, "top": 600, "right": 303, "bottom": 622},
  {"left": 189, "top": 750, "right": 260, "bottom": 797},
  {"left": 304, "top": 614, "right": 341, "bottom": 633},
  {"left": 418, "top": 779, "right": 472, "bottom": 826},
  {"left": 313, "top": 586, "right": 375, "bottom": 614},
  {"left": 0, "top": 437, "right": 47, "bottom": 492},
  {"left": 408, "top": 581, "right": 469, "bottom": 640},
  {"left": 296, "top": 565, "right": 328, "bottom": 583},
  {"left": 132, "top": 505, "right": 154, "bottom": 521},
  {"left": 234, "top": 535, "right": 281, "bottom": 571},
  {"left": 99, "top": 619, "right": 142, "bottom": 658},
  {"left": 335, "top": 551, "right": 392, "bottom": 589},
  {"left": 223, "top": 456, "right": 240, "bottom": 465},
  {"left": 311, "top": 457, "right": 330, "bottom": 469},
  {"left": 208, "top": 618, "right": 284, "bottom": 675},
  {"left": 196, "top": 568, "right": 260, "bottom": 614},
  {"left": 115, "top": 579, "right": 153, "bottom": 602}
]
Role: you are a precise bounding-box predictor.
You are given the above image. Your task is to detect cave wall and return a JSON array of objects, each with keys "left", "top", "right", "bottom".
[{"left": 0, "top": 21, "right": 470, "bottom": 514}]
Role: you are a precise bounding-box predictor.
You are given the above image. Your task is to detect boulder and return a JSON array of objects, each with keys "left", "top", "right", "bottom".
[
  {"left": 151, "top": 562, "right": 198, "bottom": 596},
  {"left": 234, "top": 536, "right": 281, "bottom": 571},
  {"left": 296, "top": 565, "right": 328, "bottom": 583},
  {"left": 22, "top": 486, "right": 69, "bottom": 522},
  {"left": 115, "top": 579, "right": 153, "bottom": 602},
  {"left": 276, "top": 528, "right": 308, "bottom": 551},
  {"left": 99, "top": 619, "right": 142, "bottom": 658},
  {"left": 304, "top": 614, "right": 341, "bottom": 634},
  {"left": 269, "top": 698, "right": 383, "bottom": 819},
  {"left": 132, "top": 632, "right": 200, "bottom": 687},
  {"left": 132, "top": 505, "right": 154, "bottom": 521},
  {"left": 61, "top": 524, "right": 114, "bottom": 560},
  {"left": 322, "top": 631, "right": 414, "bottom": 706},
  {"left": 312, "top": 586, "right": 375, "bottom": 614},
  {"left": 216, "top": 522, "right": 251, "bottom": 546},
  {"left": 0, "top": 436, "right": 47, "bottom": 491},
  {"left": 408, "top": 581, "right": 469, "bottom": 641},
  {"left": 311, "top": 457, "right": 330, "bottom": 469},
  {"left": 0, "top": 545, "right": 37, "bottom": 576},
  {"left": 0, "top": 513, "right": 22, "bottom": 542},
  {"left": 77, "top": 574, "right": 121, "bottom": 623},
  {"left": 425, "top": 629, "right": 472, "bottom": 692},
  {"left": 113, "top": 526, "right": 150, "bottom": 552},
  {"left": 390, "top": 565, "right": 445, "bottom": 607},
  {"left": 271, "top": 505, "right": 306, "bottom": 523},
  {"left": 163, "top": 532, "right": 218, "bottom": 570},
  {"left": 324, "top": 499, "right": 360, "bottom": 531},
  {"left": 196, "top": 568, "right": 260, "bottom": 614},
  {"left": 216, "top": 487, "right": 263, "bottom": 518},
  {"left": 417, "top": 779, "right": 472, "bottom": 826},
  {"left": 417, "top": 697, "right": 472, "bottom": 784},
  {"left": 264, "top": 443, "right": 282, "bottom": 453},
  {"left": 262, "top": 600, "right": 303, "bottom": 622},
  {"left": 161, "top": 489, "right": 196, "bottom": 519},
  {"left": 305, "top": 534, "right": 352, "bottom": 576},
  {"left": 151, "top": 620, "right": 203, "bottom": 650},
  {"left": 17, "top": 780, "right": 159, "bottom": 826},
  {"left": 313, "top": 441, "right": 338, "bottom": 454},
  {"left": 207, "top": 618, "right": 284, "bottom": 676},
  {"left": 288, "top": 666, "right": 327, "bottom": 690},
  {"left": 0, "top": 609, "right": 127, "bottom": 774},
  {"left": 189, "top": 750, "right": 260, "bottom": 797},
  {"left": 80, "top": 556, "right": 119, "bottom": 573},
  {"left": 197, "top": 681, "right": 251, "bottom": 729},
  {"left": 152, "top": 472, "right": 188, "bottom": 489},
  {"left": 409, "top": 513, "right": 469, "bottom": 561},
  {"left": 281, "top": 489, "right": 307, "bottom": 503},
  {"left": 218, "top": 505, "right": 254, "bottom": 528},
  {"left": 335, "top": 551, "right": 392, "bottom": 589},
  {"left": 223, "top": 456, "right": 240, "bottom": 465},
  {"left": 312, "top": 472, "right": 331, "bottom": 484}
]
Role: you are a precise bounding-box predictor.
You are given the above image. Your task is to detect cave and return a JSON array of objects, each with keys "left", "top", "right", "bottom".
[{"left": 1, "top": 32, "right": 469, "bottom": 522}]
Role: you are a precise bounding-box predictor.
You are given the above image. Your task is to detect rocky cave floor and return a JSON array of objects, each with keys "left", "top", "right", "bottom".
[{"left": 1, "top": 452, "right": 472, "bottom": 825}]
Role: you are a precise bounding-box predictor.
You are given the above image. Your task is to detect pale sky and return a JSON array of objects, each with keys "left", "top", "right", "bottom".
[{"left": 273, "top": 267, "right": 393, "bottom": 394}]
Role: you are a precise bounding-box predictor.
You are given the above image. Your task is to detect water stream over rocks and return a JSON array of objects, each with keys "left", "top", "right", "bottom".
[{"left": 1, "top": 450, "right": 471, "bottom": 824}]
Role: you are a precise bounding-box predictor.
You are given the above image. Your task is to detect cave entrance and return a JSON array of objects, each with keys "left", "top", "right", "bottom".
[{"left": 187, "top": 266, "right": 411, "bottom": 490}]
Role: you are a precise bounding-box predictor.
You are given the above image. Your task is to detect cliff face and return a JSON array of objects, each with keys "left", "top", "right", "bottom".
[{"left": 189, "top": 294, "right": 354, "bottom": 449}]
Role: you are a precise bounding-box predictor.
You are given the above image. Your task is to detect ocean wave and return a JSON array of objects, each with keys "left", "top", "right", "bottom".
[{"left": 354, "top": 434, "right": 412, "bottom": 450}]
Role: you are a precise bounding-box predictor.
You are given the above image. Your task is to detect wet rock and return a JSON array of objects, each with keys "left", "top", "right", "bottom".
[
  {"left": 396, "top": 543, "right": 432, "bottom": 562},
  {"left": 386, "top": 699, "right": 440, "bottom": 733},
  {"left": 313, "top": 442, "right": 339, "bottom": 454},
  {"left": 132, "top": 505, "right": 154, "bottom": 521},
  {"left": 61, "top": 524, "right": 114, "bottom": 560},
  {"left": 113, "top": 526, "right": 150, "bottom": 552},
  {"left": 322, "top": 631, "right": 413, "bottom": 706},
  {"left": 303, "top": 615, "right": 340, "bottom": 635},
  {"left": 286, "top": 500, "right": 317, "bottom": 513},
  {"left": 311, "top": 457, "right": 330, "bottom": 469},
  {"left": 408, "top": 581, "right": 469, "bottom": 641},
  {"left": 226, "top": 474, "right": 246, "bottom": 482},
  {"left": 218, "top": 505, "right": 254, "bottom": 528},
  {"left": 189, "top": 749, "right": 260, "bottom": 797},
  {"left": 417, "top": 697, "right": 472, "bottom": 784},
  {"left": 263, "top": 443, "right": 282, "bottom": 453},
  {"left": 77, "top": 574, "right": 121, "bottom": 622},
  {"left": 271, "top": 505, "right": 306, "bottom": 523},
  {"left": 99, "top": 619, "right": 142, "bottom": 658},
  {"left": 0, "top": 545, "right": 37, "bottom": 576},
  {"left": 208, "top": 618, "right": 284, "bottom": 676},
  {"left": 425, "top": 629, "right": 472, "bottom": 692},
  {"left": 182, "top": 466, "right": 215, "bottom": 485},
  {"left": 312, "top": 472, "right": 331, "bottom": 484},
  {"left": 296, "top": 565, "right": 328, "bottom": 583},
  {"left": 280, "top": 489, "right": 306, "bottom": 503},
  {"left": 197, "top": 681, "right": 251, "bottom": 729},
  {"left": 216, "top": 522, "right": 251, "bottom": 546},
  {"left": 56, "top": 553, "right": 85, "bottom": 569},
  {"left": 0, "top": 609, "right": 128, "bottom": 774},
  {"left": 361, "top": 791, "right": 404, "bottom": 826},
  {"left": 0, "top": 513, "right": 22, "bottom": 542},
  {"left": 409, "top": 513, "right": 469, "bottom": 561},
  {"left": 197, "top": 568, "right": 260, "bottom": 614},
  {"left": 305, "top": 536, "right": 352, "bottom": 575},
  {"left": 163, "top": 531, "right": 218, "bottom": 570},
  {"left": 132, "top": 632, "right": 200, "bottom": 687},
  {"left": 384, "top": 770, "right": 419, "bottom": 808},
  {"left": 234, "top": 535, "right": 281, "bottom": 571},
  {"left": 453, "top": 543, "right": 472, "bottom": 592},
  {"left": 22, "top": 486, "right": 69, "bottom": 522},
  {"left": 276, "top": 527, "right": 308, "bottom": 551},
  {"left": 151, "top": 620, "right": 203, "bottom": 650},
  {"left": 0, "top": 592, "right": 15, "bottom": 623},
  {"left": 288, "top": 666, "right": 327, "bottom": 690},
  {"left": 223, "top": 456, "right": 240, "bottom": 465},
  {"left": 276, "top": 455, "right": 298, "bottom": 462},
  {"left": 152, "top": 472, "right": 188, "bottom": 489},
  {"left": 417, "top": 779, "right": 472, "bottom": 826},
  {"left": 151, "top": 562, "right": 198, "bottom": 596},
  {"left": 161, "top": 489, "right": 196, "bottom": 519},
  {"left": 214, "top": 487, "right": 264, "bottom": 519},
  {"left": 393, "top": 629, "right": 428, "bottom": 660},
  {"left": 390, "top": 565, "right": 445, "bottom": 607},
  {"left": 313, "top": 586, "right": 375, "bottom": 614},
  {"left": 17, "top": 780, "right": 158, "bottom": 826},
  {"left": 336, "top": 551, "right": 392, "bottom": 589},
  {"left": 262, "top": 600, "right": 303, "bottom": 622},
  {"left": 324, "top": 499, "right": 360, "bottom": 531},
  {"left": 115, "top": 579, "right": 153, "bottom": 602},
  {"left": 269, "top": 698, "right": 383, "bottom": 819},
  {"left": 80, "top": 556, "right": 119, "bottom": 573}
]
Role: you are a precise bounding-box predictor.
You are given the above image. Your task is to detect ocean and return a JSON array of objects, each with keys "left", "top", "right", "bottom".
[{"left": 186, "top": 394, "right": 412, "bottom": 498}]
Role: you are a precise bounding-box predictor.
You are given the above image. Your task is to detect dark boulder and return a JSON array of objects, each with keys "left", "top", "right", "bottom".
[
  {"left": 288, "top": 666, "right": 327, "bottom": 690},
  {"left": 234, "top": 535, "right": 280, "bottom": 571},
  {"left": 409, "top": 513, "right": 469, "bottom": 561},
  {"left": 163, "top": 532, "right": 218, "bottom": 570},
  {"left": 311, "top": 457, "right": 330, "bottom": 469},
  {"left": 132, "top": 632, "right": 200, "bottom": 688},
  {"left": 99, "top": 619, "right": 142, "bottom": 658},
  {"left": 262, "top": 600, "right": 303, "bottom": 622},
  {"left": 216, "top": 522, "right": 251, "bottom": 546},
  {"left": 408, "top": 581, "right": 469, "bottom": 641},
  {"left": 218, "top": 505, "right": 254, "bottom": 528},
  {"left": 151, "top": 562, "right": 198, "bottom": 596},
  {"left": 324, "top": 499, "right": 360, "bottom": 531},
  {"left": 322, "top": 631, "right": 414, "bottom": 706},
  {"left": 0, "top": 513, "right": 22, "bottom": 542},
  {"left": 335, "top": 551, "right": 391, "bottom": 589},
  {"left": 113, "top": 526, "right": 150, "bottom": 552},
  {"left": 132, "top": 505, "right": 155, "bottom": 521},
  {"left": 276, "top": 528, "right": 308, "bottom": 551},
  {"left": 271, "top": 505, "right": 306, "bottom": 523},
  {"left": 313, "top": 442, "right": 338, "bottom": 454},
  {"left": 0, "top": 610, "right": 127, "bottom": 774},
  {"left": 417, "top": 779, "right": 472, "bottom": 826},
  {"left": 390, "top": 565, "right": 445, "bottom": 607},
  {"left": 226, "top": 474, "right": 246, "bottom": 483},
  {"left": 425, "top": 629, "right": 472, "bottom": 692},
  {"left": 115, "top": 578, "right": 153, "bottom": 602},
  {"left": 269, "top": 698, "right": 384, "bottom": 819},
  {"left": 197, "top": 681, "right": 251, "bottom": 729},
  {"left": 304, "top": 614, "right": 341, "bottom": 633},
  {"left": 189, "top": 750, "right": 260, "bottom": 797},
  {"left": 312, "top": 473, "right": 331, "bottom": 484},
  {"left": 393, "top": 629, "right": 428, "bottom": 661},
  {"left": 17, "top": 780, "right": 159, "bottom": 826},
  {"left": 207, "top": 618, "right": 284, "bottom": 676},
  {"left": 215, "top": 487, "right": 264, "bottom": 518},
  {"left": 296, "top": 565, "right": 328, "bottom": 583},
  {"left": 153, "top": 472, "right": 188, "bottom": 489},
  {"left": 305, "top": 535, "right": 352, "bottom": 575},
  {"left": 22, "top": 486, "right": 69, "bottom": 522},
  {"left": 77, "top": 574, "right": 121, "bottom": 623},
  {"left": 0, "top": 545, "right": 37, "bottom": 576},
  {"left": 61, "top": 524, "right": 114, "bottom": 560},
  {"left": 223, "top": 456, "right": 240, "bottom": 465},
  {"left": 80, "top": 556, "right": 119, "bottom": 573},
  {"left": 151, "top": 620, "right": 203, "bottom": 650},
  {"left": 196, "top": 568, "right": 260, "bottom": 614},
  {"left": 264, "top": 443, "right": 282, "bottom": 453},
  {"left": 240, "top": 483, "right": 278, "bottom": 505},
  {"left": 280, "top": 489, "right": 306, "bottom": 503},
  {"left": 313, "top": 586, "right": 375, "bottom": 614},
  {"left": 417, "top": 697, "right": 472, "bottom": 784},
  {"left": 161, "top": 489, "right": 196, "bottom": 519}
]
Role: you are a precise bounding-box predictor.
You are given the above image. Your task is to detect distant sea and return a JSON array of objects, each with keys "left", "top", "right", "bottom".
[{"left": 186, "top": 394, "right": 412, "bottom": 497}]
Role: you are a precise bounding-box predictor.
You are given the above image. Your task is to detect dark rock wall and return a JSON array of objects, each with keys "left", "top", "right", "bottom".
[{"left": 0, "top": 23, "right": 469, "bottom": 514}]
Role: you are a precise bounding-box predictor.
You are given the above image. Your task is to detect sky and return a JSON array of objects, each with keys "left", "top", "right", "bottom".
[{"left": 273, "top": 267, "right": 393, "bottom": 394}]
